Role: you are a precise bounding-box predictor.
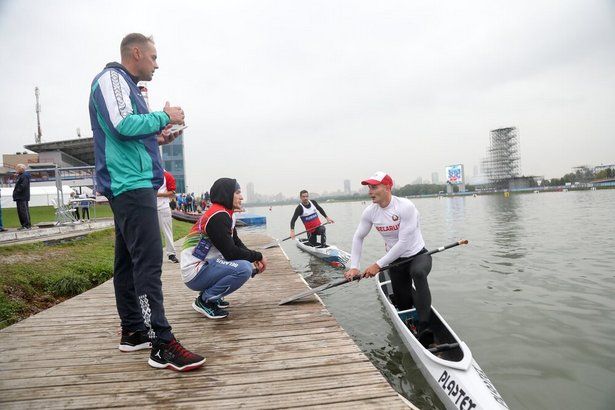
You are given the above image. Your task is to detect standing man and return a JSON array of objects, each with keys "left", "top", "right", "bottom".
[
  {"left": 290, "top": 190, "right": 333, "bottom": 247},
  {"left": 12, "top": 164, "right": 31, "bottom": 230},
  {"left": 157, "top": 169, "right": 179, "bottom": 263},
  {"left": 89, "top": 33, "right": 204, "bottom": 371},
  {"left": 344, "top": 172, "right": 434, "bottom": 347}
]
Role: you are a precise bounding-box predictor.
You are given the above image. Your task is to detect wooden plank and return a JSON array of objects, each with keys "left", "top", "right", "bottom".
[
  {"left": 1, "top": 351, "right": 371, "bottom": 380},
  {"left": 0, "top": 232, "right": 411, "bottom": 408},
  {"left": 1, "top": 364, "right": 381, "bottom": 401}
]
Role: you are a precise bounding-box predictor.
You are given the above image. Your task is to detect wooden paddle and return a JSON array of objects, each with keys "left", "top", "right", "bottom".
[
  {"left": 261, "top": 221, "right": 332, "bottom": 249},
  {"left": 278, "top": 239, "right": 468, "bottom": 305}
]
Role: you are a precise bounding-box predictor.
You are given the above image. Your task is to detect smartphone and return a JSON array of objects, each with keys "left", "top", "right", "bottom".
[{"left": 169, "top": 124, "right": 188, "bottom": 133}]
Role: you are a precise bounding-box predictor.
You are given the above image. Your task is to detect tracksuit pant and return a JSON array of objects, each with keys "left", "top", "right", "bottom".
[{"left": 109, "top": 188, "right": 173, "bottom": 342}]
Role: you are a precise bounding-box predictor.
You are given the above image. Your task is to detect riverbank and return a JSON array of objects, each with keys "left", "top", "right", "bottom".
[{"left": 0, "top": 220, "right": 193, "bottom": 329}]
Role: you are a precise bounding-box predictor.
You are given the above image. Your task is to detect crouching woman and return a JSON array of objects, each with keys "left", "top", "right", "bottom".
[{"left": 180, "top": 178, "right": 267, "bottom": 319}]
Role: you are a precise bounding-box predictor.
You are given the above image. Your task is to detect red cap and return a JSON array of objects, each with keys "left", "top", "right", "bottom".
[{"left": 361, "top": 171, "right": 393, "bottom": 187}]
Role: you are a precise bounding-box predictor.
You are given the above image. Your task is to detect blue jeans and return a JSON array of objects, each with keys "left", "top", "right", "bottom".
[{"left": 186, "top": 258, "right": 253, "bottom": 303}]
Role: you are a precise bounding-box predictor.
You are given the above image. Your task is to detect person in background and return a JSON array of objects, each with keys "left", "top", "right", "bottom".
[
  {"left": 180, "top": 194, "right": 187, "bottom": 212},
  {"left": 289, "top": 190, "right": 333, "bottom": 247},
  {"left": 185, "top": 192, "right": 193, "bottom": 212},
  {"left": 157, "top": 169, "right": 179, "bottom": 263},
  {"left": 180, "top": 178, "right": 267, "bottom": 319},
  {"left": 79, "top": 193, "right": 91, "bottom": 221},
  {"left": 12, "top": 164, "right": 32, "bottom": 230},
  {"left": 70, "top": 192, "right": 81, "bottom": 221}
]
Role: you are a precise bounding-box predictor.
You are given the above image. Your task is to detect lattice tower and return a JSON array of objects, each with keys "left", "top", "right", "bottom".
[{"left": 482, "top": 127, "right": 521, "bottom": 189}]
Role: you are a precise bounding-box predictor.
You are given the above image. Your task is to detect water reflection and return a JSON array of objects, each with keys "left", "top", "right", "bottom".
[
  {"left": 302, "top": 257, "right": 342, "bottom": 288},
  {"left": 485, "top": 195, "right": 527, "bottom": 275}
]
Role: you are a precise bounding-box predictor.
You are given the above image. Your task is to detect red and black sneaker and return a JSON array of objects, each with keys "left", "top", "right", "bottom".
[{"left": 148, "top": 338, "right": 206, "bottom": 372}]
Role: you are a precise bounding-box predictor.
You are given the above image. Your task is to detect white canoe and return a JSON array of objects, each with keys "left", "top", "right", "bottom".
[
  {"left": 377, "top": 271, "right": 509, "bottom": 410},
  {"left": 295, "top": 239, "right": 351, "bottom": 268}
]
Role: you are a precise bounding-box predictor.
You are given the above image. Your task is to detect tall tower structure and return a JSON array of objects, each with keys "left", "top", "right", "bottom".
[
  {"left": 34, "top": 87, "right": 42, "bottom": 143},
  {"left": 343, "top": 179, "right": 351, "bottom": 195},
  {"left": 482, "top": 127, "right": 521, "bottom": 190}
]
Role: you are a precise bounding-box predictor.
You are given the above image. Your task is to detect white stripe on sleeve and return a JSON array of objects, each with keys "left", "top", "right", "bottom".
[{"left": 98, "top": 70, "right": 133, "bottom": 128}]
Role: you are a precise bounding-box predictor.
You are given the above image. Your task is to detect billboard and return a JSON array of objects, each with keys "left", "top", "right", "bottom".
[{"left": 446, "top": 164, "right": 464, "bottom": 185}]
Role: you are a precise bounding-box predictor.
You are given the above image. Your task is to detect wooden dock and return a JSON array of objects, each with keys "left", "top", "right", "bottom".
[{"left": 0, "top": 232, "right": 413, "bottom": 409}]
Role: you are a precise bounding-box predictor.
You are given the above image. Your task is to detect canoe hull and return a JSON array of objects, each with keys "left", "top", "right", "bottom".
[
  {"left": 377, "top": 271, "right": 508, "bottom": 410},
  {"left": 295, "top": 239, "right": 351, "bottom": 268},
  {"left": 171, "top": 210, "right": 199, "bottom": 223}
]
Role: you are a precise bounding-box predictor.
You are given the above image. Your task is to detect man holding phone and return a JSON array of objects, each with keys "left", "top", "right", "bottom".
[{"left": 89, "top": 33, "right": 204, "bottom": 371}]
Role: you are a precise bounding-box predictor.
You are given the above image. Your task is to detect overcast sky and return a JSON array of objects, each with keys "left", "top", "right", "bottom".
[{"left": 1, "top": 0, "right": 613, "bottom": 196}]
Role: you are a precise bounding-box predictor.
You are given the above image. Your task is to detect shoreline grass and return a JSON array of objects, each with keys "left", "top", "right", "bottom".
[
  {"left": 0, "top": 218, "right": 193, "bottom": 330},
  {"left": 0, "top": 204, "right": 115, "bottom": 228}
]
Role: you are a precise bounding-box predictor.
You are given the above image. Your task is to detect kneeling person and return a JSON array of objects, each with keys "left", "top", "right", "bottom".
[{"left": 180, "top": 178, "right": 267, "bottom": 319}]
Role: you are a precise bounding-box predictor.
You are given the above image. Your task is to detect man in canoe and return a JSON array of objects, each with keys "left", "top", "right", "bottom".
[
  {"left": 180, "top": 178, "right": 267, "bottom": 319},
  {"left": 344, "top": 172, "right": 434, "bottom": 346},
  {"left": 290, "top": 190, "right": 334, "bottom": 247}
]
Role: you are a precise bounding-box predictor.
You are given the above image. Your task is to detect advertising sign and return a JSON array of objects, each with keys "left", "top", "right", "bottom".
[{"left": 446, "top": 164, "right": 464, "bottom": 185}]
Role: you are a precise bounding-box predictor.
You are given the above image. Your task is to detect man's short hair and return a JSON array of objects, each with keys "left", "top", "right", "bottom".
[
  {"left": 299, "top": 190, "right": 308, "bottom": 196},
  {"left": 120, "top": 33, "right": 154, "bottom": 59}
]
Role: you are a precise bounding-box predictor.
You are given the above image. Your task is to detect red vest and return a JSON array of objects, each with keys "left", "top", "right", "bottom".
[
  {"left": 191, "top": 203, "right": 234, "bottom": 235},
  {"left": 299, "top": 201, "right": 321, "bottom": 233}
]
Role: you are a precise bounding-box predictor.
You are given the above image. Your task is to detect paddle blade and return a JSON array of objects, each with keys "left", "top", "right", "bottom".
[
  {"left": 278, "top": 277, "right": 355, "bottom": 305},
  {"left": 260, "top": 240, "right": 280, "bottom": 249}
]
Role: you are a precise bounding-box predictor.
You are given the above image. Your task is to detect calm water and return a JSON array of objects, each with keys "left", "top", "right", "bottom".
[{"left": 245, "top": 190, "right": 615, "bottom": 409}]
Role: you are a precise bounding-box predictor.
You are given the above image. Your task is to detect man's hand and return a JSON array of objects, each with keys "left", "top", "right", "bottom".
[
  {"left": 326, "top": 217, "right": 334, "bottom": 224},
  {"left": 157, "top": 124, "right": 172, "bottom": 145},
  {"left": 362, "top": 263, "right": 381, "bottom": 278},
  {"left": 163, "top": 101, "right": 185, "bottom": 124},
  {"left": 255, "top": 256, "right": 268, "bottom": 273},
  {"left": 344, "top": 268, "right": 360, "bottom": 281},
  {"left": 290, "top": 229, "right": 295, "bottom": 240},
  {"left": 157, "top": 124, "right": 184, "bottom": 146}
]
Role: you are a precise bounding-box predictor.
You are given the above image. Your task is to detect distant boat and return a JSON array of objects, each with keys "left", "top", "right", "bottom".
[
  {"left": 295, "top": 239, "right": 350, "bottom": 268},
  {"left": 235, "top": 213, "right": 266, "bottom": 226},
  {"left": 171, "top": 210, "right": 199, "bottom": 223}
]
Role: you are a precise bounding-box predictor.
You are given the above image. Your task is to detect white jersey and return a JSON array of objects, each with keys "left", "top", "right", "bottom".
[
  {"left": 157, "top": 176, "right": 170, "bottom": 212},
  {"left": 350, "top": 195, "right": 425, "bottom": 269}
]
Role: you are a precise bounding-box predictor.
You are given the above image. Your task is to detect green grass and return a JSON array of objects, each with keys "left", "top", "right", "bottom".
[
  {"left": 0, "top": 217, "right": 194, "bottom": 329},
  {"left": 1, "top": 204, "right": 114, "bottom": 228},
  {"left": 172, "top": 218, "right": 193, "bottom": 241}
]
